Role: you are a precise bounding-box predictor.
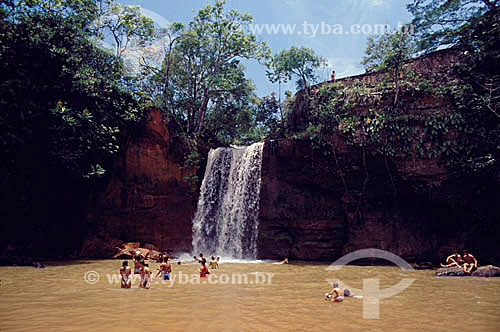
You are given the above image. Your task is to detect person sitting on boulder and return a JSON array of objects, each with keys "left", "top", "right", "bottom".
[
  {"left": 440, "top": 250, "right": 463, "bottom": 268},
  {"left": 120, "top": 261, "right": 132, "bottom": 288},
  {"left": 462, "top": 250, "right": 478, "bottom": 275}
]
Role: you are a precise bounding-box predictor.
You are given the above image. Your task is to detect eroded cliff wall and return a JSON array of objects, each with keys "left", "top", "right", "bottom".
[
  {"left": 82, "top": 109, "right": 197, "bottom": 257},
  {"left": 258, "top": 49, "right": 500, "bottom": 264}
]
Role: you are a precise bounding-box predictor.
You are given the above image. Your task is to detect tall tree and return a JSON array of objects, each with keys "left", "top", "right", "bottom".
[{"left": 163, "top": 0, "right": 270, "bottom": 137}]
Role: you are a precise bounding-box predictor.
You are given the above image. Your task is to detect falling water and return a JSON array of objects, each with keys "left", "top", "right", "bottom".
[{"left": 192, "top": 142, "right": 264, "bottom": 259}]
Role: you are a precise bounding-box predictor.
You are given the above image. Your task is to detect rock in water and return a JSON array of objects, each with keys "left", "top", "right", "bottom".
[
  {"left": 435, "top": 266, "right": 466, "bottom": 277},
  {"left": 435, "top": 265, "right": 500, "bottom": 277},
  {"left": 472, "top": 265, "right": 500, "bottom": 277}
]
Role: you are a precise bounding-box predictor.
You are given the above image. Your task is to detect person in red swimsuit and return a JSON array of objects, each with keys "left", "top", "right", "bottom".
[{"left": 200, "top": 261, "right": 209, "bottom": 278}]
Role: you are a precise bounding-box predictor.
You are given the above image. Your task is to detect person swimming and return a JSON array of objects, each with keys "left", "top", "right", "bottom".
[
  {"left": 325, "top": 282, "right": 344, "bottom": 302},
  {"left": 272, "top": 258, "right": 288, "bottom": 265}
]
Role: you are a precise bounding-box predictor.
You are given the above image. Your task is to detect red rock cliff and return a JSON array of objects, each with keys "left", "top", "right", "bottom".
[
  {"left": 82, "top": 109, "right": 197, "bottom": 257},
  {"left": 258, "top": 49, "right": 500, "bottom": 264}
]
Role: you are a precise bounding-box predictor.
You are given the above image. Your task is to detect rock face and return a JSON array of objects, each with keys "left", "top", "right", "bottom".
[
  {"left": 257, "top": 137, "right": 499, "bottom": 264},
  {"left": 83, "top": 109, "right": 197, "bottom": 258},
  {"left": 436, "top": 265, "right": 500, "bottom": 277},
  {"left": 257, "top": 50, "right": 500, "bottom": 264}
]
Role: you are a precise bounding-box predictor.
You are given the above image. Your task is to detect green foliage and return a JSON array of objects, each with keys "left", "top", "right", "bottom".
[
  {"left": 181, "top": 146, "right": 201, "bottom": 189},
  {"left": 407, "top": 0, "right": 498, "bottom": 52},
  {"left": 362, "top": 31, "right": 417, "bottom": 106},
  {"left": 361, "top": 31, "right": 417, "bottom": 73},
  {"left": 152, "top": 0, "right": 270, "bottom": 139},
  {"left": 266, "top": 46, "right": 326, "bottom": 92},
  {"left": 0, "top": 0, "right": 145, "bottom": 178},
  {"left": 300, "top": 7, "right": 500, "bottom": 179},
  {"left": 95, "top": 2, "right": 155, "bottom": 58}
]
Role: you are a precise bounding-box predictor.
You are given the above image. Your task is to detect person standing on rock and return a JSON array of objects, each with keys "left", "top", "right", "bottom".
[
  {"left": 120, "top": 261, "right": 132, "bottom": 288},
  {"left": 440, "top": 250, "right": 463, "bottom": 268},
  {"left": 462, "top": 251, "right": 478, "bottom": 274}
]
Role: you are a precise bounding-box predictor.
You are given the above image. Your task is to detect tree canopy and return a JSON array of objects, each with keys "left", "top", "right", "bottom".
[
  {"left": 408, "top": 0, "right": 498, "bottom": 52},
  {"left": 266, "top": 46, "right": 326, "bottom": 93}
]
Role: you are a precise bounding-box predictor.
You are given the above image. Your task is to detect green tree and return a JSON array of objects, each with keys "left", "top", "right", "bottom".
[
  {"left": 136, "top": 21, "right": 185, "bottom": 107},
  {"left": 268, "top": 47, "right": 326, "bottom": 99},
  {"left": 0, "top": 0, "right": 147, "bottom": 255},
  {"left": 161, "top": 0, "right": 270, "bottom": 137},
  {"left": 95, "top": 2, "right": 155, "bottom": 58},
  {"left": 0, "top": 0, "right": 144, "bottom": 177},
  {"left": 361, "top": 31, "right": 417, "bottom": 105},
  {"left": 408, "top": 0, "right": 498, "bottom": 52}
]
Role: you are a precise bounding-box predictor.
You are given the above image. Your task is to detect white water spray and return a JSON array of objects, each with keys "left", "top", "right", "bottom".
[{"left": 192, "top": 143, "right": 264, "bottom": 259}]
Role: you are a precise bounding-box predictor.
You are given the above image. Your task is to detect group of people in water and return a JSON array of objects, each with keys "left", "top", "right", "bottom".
[
  {"left": 193, "top": 253, "right": 220, "bottom": 278},
  {"left": 440, "top": 250, "right": 478, "bottom": 274},
  {"left": 118, "top": 249, "right": 480, "bottom": 292},
  {"left": 119, "top": 251, "right": 221, "bottom": 288}
]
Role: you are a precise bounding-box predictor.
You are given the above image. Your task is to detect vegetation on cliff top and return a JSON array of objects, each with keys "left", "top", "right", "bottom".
[{"left": 298, "top": 1, "right": 499, "bottom": 184}]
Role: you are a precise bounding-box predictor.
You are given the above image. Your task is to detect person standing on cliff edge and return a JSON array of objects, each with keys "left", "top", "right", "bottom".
[{"left": 330, "top": 70, "right": 336, "bottom": 81}]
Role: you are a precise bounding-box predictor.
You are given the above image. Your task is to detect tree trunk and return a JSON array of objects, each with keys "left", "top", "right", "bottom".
[{"left": 194, "top": 88, "right": 210, "bottom": 136}]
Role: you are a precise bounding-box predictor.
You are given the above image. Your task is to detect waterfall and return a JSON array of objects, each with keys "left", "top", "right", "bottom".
[{"left": 192, "top": 142, "right": 264, "bottom": 259}]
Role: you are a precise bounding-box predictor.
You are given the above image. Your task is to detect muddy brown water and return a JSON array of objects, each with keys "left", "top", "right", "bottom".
[{"left": 1, "top": 260, "right": 499, "bottom": 331}]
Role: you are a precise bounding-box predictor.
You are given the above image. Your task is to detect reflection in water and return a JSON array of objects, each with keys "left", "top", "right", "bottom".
[{"left": 1, "top": 260, "right": 500, "bottom": 332}]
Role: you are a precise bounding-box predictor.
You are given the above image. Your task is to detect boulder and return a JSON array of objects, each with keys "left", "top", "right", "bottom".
[
  {"left": 435, "top": 266, "right": 467, "bottom": 277},
  {"left": 435, "top": 265, "right": 500, "bottom": 277},
  {"left": 472, "top": 265, "right": 500, "bottom": 277},
  {"left": 112, "top": 247, "right": 162, "bottom": 261}
]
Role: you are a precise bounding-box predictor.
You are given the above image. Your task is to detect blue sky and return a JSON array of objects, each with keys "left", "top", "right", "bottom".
[{"left": 121, "top": 0, "right": 413, "bottom": 97}]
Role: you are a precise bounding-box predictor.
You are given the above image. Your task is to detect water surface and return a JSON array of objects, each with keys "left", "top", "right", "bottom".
[{"left": 1, "top": 260, "right": 499, "bottom": 331}]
